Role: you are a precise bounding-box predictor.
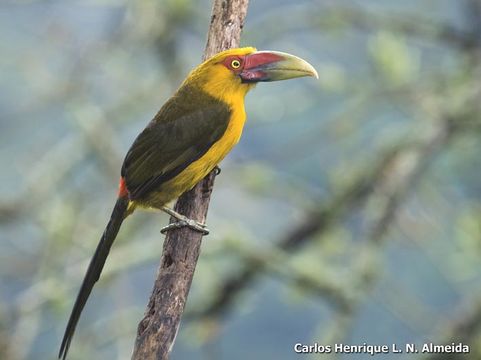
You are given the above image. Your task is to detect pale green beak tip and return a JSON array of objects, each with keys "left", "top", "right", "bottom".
[{"left": 258, "top": 50, "right": 318, "bottom": 81}]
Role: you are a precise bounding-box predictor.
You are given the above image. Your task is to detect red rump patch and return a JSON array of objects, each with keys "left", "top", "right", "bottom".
[{"left": 118, "top": 177, "right": 129, "bottom": 198}]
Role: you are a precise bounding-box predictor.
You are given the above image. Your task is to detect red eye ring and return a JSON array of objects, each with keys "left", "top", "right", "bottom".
[{"left": 223, "top": 56, "right": 243, "bottom": 71}]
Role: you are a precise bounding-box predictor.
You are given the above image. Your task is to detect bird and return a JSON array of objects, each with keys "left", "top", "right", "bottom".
[{"left": 59, "top": 47, "right": 317, "bottom": 359}]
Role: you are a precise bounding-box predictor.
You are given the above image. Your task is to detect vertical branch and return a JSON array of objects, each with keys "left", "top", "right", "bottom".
[{"left": 131, "top": 1, "right": 250, "bottom": 359}]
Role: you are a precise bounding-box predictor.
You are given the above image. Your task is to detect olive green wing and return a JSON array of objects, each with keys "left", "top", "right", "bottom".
[{"left": 121, "top": 100, "right": 231, "bottom": 201}]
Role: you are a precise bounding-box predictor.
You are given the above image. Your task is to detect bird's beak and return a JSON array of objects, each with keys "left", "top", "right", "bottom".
[{"left": 240, "top": 50, "right": 318, "bottom": 83}]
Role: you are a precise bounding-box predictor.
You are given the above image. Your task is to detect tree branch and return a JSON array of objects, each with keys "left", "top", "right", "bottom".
[
  {"left": 131, "top": 1, "right": 249, "bottom": 359},
  {"left": 185, "top": 113, "right": 469, "bottom": 322},
  {"left": 424, "top": 299, "right": 481, "bottom": 360},
  {"left": 184, "top": 144, "right": 404, "bottom": 320}
]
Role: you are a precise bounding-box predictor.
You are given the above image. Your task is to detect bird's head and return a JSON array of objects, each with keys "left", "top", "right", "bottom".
[{"left": 186, "top": 47, "right": 318, "bottom": 102}]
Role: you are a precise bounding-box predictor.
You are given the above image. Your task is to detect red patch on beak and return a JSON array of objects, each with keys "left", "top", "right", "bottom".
[
  {"left": 239, "top": 52, "right": 285, "bottom": 82},
  {"left": 244, "top": 52, "right": 284, "bottom": 70}
]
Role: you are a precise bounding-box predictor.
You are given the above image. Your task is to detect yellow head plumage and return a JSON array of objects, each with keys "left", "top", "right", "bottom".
[
  {"left": 183, "top": 46, "right": 318, "bottom": 105},
  {"left": 186, "top": 47, "right": 258, "bottom": 102}
]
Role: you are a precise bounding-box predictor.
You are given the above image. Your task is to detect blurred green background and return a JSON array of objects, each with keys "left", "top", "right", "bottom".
[{"left": 1, "top": 0, "right": 481, "bottom": 359}]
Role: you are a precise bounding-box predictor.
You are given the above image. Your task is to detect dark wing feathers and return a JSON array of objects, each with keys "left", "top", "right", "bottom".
[
  {"left": 122, "top": 89, "right": 231, "bottom": 200},
  {"left": 59, "top": 87, "right": 231, "bottom": 359}
]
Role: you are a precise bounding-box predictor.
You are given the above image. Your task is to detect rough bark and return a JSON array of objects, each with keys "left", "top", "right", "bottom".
[{"left": 131, "top": 1, "right": 250, "bottom": 359}]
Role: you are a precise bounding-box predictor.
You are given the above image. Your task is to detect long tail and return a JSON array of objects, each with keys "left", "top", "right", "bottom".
[{"left": 59, "top": 195, "right": 130, "bottom": 359}]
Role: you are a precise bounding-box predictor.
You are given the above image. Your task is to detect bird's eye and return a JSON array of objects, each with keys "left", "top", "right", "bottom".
[{"left": 231, "top": 59, "right": 241, "bottom": 69}]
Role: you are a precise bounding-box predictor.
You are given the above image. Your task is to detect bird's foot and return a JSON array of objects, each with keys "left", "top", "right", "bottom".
[
  {"left": 160, "top": 207, "right": 209, "bottom": 235},
  {"left": 160, "top": 220, "right": 209, "bottom": 235},
  {"left": 213, "top": 165, "right": 221, "bottom": 176}
]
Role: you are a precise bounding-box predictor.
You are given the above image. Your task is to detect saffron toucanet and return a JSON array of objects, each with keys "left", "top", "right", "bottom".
[{"left": 59, "top": 47, "right": 317, "bottom": 359}]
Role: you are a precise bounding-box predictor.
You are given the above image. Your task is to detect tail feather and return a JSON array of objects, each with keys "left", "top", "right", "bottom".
[{"left": 59, "top": 196, "right": 130, "bottom": 359}]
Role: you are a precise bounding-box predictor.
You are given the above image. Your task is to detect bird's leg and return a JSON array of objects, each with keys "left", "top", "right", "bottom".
[
  {"left": 160, "top": 206, "right": 209, "bottom": 235},
  {"left": 213, "top": 165, "right": 221, "bottom": 176}
]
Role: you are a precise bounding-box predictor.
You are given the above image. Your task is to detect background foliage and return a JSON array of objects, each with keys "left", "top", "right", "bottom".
[{"left": 1, "top": 0, "right": 481, "bottom": 359}]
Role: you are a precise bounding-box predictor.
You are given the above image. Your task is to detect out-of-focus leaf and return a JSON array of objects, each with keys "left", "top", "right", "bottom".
[{"left": 369, "top": 31, "right": 420, "bottom": 86}]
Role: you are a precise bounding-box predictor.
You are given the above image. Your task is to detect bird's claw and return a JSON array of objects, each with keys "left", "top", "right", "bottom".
[
  {"left": 161, "top": 206, "right": 210, "bottom": 235},
  {"left": 160, "top": 219, "right": 209, "bottom": 235},
  {"left": 213, "top": 165, "right": 221, "bottom": 176}
]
